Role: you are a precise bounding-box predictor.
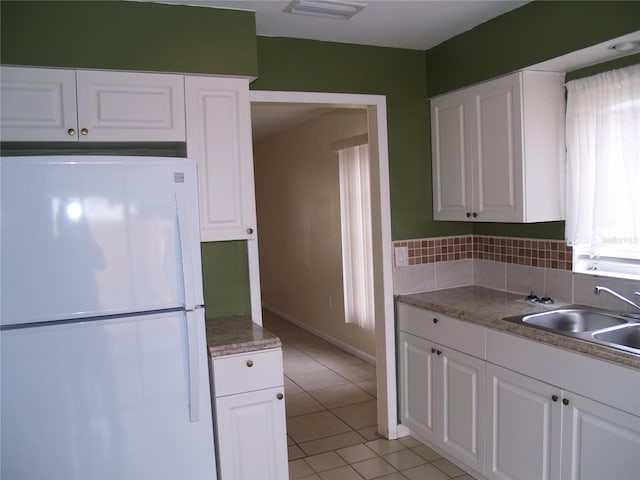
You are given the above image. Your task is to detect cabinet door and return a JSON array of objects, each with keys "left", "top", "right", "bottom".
[
  {"left": 185, "top": 76, "right": 257, "bottom": 241},
  {"left": 487, "top": 364, "right": 561, "bottom": 480},
  {"left": 75, "top": 70, "right": 185, "bottom": 142},
  {"left": 471, "top": 73, "right": 524, "bottom": 222},
  {"left": 399, "top": 332, "right": 437, "bottom": 444},
  {"left": 440, "top": 348, "right": 486, "bottom": 475},
  {"left": 431, "top": 89, "right": 472, "bottom": 221},
  {"left": 0, "top": 66, "right": 78, "bottom": 141},
  {"left": 561, "top": 393, "right": 640, "bottom": 480},
  {"left": 215, "top": 386, "right": 288, "bottom": 480}
]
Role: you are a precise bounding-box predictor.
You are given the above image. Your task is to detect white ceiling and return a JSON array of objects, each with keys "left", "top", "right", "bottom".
[{"left": 152, "top": 0, "right": 530, "bottom": 50}]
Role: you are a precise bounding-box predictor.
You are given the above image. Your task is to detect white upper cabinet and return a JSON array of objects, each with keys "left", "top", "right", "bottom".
[
  {"left": 185, "top": 76, "right": 257, "bottom": 241},
  {"left": 75, "top": 70, "right": 185, "bottom": 141},
  {"left": 1, "top": 66, "right": 186, "bottom": 142},
  {"left": 1, "top": 67, "right": 78, "bottom": 141},
  {"left": 431, "top": 71, "right": 565, "bottom": 223}
]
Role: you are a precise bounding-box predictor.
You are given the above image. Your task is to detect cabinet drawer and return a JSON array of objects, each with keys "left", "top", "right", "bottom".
[
  {"left": 398, "top": 303, "right": 486, "bottom": 359},
  {"left": 211, "top": 348, "right": 283, "bottom": 397}
]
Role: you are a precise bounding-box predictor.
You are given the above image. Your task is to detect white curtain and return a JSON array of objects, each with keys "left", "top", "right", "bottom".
[
  {"left": 565, "top": 64, "right": 640, "bottom": 256},
  {"left": 338, "top": 144, "right": 374, "bottom": 330}
]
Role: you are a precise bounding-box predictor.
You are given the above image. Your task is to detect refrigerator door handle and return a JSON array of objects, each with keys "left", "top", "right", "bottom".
[
  {"left": 186, "top": 310, "right": 201, "bottom": 423},
  {"left": 175, "top": 191, "right": 196, "bottom": 310}
]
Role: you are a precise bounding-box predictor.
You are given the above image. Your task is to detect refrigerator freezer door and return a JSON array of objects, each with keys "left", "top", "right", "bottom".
[
  {"left": 0, "top": 309, "right": 216, "bottom": 479},
  {"left": 0, "top": 156, "right": 204, "bottom": 326}
]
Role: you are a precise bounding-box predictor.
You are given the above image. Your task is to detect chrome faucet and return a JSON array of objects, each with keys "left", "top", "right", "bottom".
[{"left": 594, "top": 286, "right": 640, "bottom": 319}]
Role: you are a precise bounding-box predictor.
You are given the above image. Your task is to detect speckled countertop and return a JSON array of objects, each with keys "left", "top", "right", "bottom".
[
  {"left": 397, "top": 286, "right": 640, "bottom": 370},
  {"left": 205, "top": 315, "right": 281, "bottom": 358}
]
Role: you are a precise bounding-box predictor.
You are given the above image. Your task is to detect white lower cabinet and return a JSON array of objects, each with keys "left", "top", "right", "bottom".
[
  {"left": 210, "top": 348, "right": 289, "bottom": 480},
  {"left": 560, "top": 390, "right": 640, "bottom": 480},
  {"left": 488, "top": 363, "right": 640, "bottom": 480},
  {"left": 398, "top": 302, "right": 640, "bottom": 480},
  {"left": 487, "top": 364, "right": 561, "bottom": 480},
  {"left": 399, "top": 330, "right": 486, "bottom": 476}
]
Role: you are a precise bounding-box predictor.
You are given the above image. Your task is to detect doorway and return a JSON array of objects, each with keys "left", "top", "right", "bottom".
[{"left": 250, "top": 91, "right": 397, "bottom": 440}]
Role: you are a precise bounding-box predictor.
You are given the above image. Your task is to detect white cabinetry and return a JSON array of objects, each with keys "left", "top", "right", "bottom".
[
  {"left": 1, "top": 66, "right": 185, "bottom": 142},
  {"left": 0, "top": 67, "right": 77, "bottom": 141},
  {"left": 398, "top": 301, "right": 640, "bottom": 480},
  {"left": 487, "top": 329, "right": 640, "bottom": 480},
  {"left": 185, "top": 76, "right": 257, "bottom": 242},
  {"left": 487, "top": 364, "right": 561, "bottom": 480},
  {"left": 398, "top": 303, "right": 486, "bottom": 476},
  {"left": 430, "top": 70, "right": 565, "bottom": 222},
  {"left": 210, "top": 348, "right": 288, "bottom": 480}
]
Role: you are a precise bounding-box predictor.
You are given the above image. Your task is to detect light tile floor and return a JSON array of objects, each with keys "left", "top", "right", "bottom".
[{"left": 262, "top": 310, "right": 477, "bottom": 480}]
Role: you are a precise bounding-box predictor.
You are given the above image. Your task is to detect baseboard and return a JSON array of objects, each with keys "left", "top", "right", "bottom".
[{"left": 262, "top": 303, "right": 377, "bottom": 366}]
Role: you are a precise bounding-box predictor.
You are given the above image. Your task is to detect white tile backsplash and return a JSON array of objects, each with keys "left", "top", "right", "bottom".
[
  {"left": 506, "top": 263, "right": 545, "bottom": 296},
  {"left": 473, "top": 260, "right": 506, "bottom": 291},
  {"left": 543, "top": 268, "right": 573, "bottom": 303},
  {"left": 393, "top": 263, "right": 436, "bottom": 295},
  {"left": 394, "top": 257, "right": 640, "bottom": 309},
  {"left": 434, "top": 259, "right": 473, "bottom": 290}
]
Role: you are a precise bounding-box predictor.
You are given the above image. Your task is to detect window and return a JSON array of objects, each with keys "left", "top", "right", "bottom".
[
  {"left": 337, "top": 141, "right": 374, "bottom": 329},
  {"left": 565, "top": 64, "right": 640, "bottom": 280}
]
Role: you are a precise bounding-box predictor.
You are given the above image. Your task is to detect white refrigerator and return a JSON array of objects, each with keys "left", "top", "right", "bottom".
[{"left": 0, "top": 156, "right": 217, "bottom": 479}]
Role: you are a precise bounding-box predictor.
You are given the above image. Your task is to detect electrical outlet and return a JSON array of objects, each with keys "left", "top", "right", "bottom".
[{"left": 395, "top": 246, "right": 408, "bottom": 267}]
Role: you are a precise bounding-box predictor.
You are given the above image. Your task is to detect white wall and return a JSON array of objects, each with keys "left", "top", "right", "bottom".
[{"left": 253, "top": 108, "right": 376, "bottom": 358}]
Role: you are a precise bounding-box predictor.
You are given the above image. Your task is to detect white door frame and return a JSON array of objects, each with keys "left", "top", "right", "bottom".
[{"left": 249, "top": 90, "right": 398, "bottom": 439}]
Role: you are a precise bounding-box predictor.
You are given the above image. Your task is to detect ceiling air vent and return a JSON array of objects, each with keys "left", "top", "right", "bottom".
[{"left": 283, "top": 0, "right": 366, "bottom": 20}]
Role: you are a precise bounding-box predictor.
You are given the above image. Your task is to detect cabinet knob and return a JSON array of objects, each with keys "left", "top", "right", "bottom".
[
  {"left": 472, "top": 212, "right": 478, "bottom": 218},
  {"left": 433, "top": 318, "right": 439, "bottom": 324},
  {"left": 246, "top": 227, "right": 254, "bottom": 235},
  {"left": 431, "top": 348, "right": 436, "bottom": 354},
  {"left": 80, "top": 128, "right": 89, "bottom": 136},
  {"left": 246, "top": 360, "right": 254, "bottom": 368},
  {"left": 277, "top": 393, "right": 284, "bottom": 400},
  {"left": 466, "top": 212, "right": 471, "bottom": 218},
  {"left": 552, "top": 395, "right": 559, "bottom": 402},
  {"left": 67, "top": 128, "right": 76, "bottom": 136},
  {"left": 562, "top": 398, "right": 570, "bottom": 406},
  {"left": 436, "top": 350, "right": 442, "bottom": 356}
]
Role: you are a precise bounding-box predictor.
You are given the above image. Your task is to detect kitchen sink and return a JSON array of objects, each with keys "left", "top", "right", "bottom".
[
  {"left": 593, "top": 324, "right": 640, "bottom": 352},
  {"left": 521, "top": 309, "right": 626, "bottom": 332},
  {"left": 503, "top": 305, "right": 640, "bottom": 355}
]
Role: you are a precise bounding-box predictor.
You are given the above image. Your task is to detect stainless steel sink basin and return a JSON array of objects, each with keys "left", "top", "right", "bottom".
[
  {"left": 593, "top": 325, "right": 640, "bottom": 352},
  {"left": 521, "top": 309, "right": 626, "bottom": 332},
  {"left": 503, "top": 305, "right": 640, "bottom": 355}
]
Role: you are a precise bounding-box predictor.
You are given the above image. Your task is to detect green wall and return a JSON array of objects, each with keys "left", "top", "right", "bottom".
[
  {"left": 252, "top": 37, "right": 472, "bottom": 241},
  {"left": 425, "top": 1, "right": 640, "bottom": 97},
  {"left": 201, "top": 242, "right": 251, "bottom": 318},
  {"left": 0, "top": 1, "right": 258, "bottom": 77},
  {"left": 425, "top": 0, "right": 640, "bottom": 241}
]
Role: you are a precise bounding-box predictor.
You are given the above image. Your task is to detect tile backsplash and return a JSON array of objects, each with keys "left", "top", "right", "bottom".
[
  {"left": 393, "top": 235, "right": 640, "bottom": 312},
  {"left": 394, "top": 235, "right": 571, "bottom": 270}
]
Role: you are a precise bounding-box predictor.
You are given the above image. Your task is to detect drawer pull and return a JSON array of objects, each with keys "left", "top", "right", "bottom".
[
  {"left": 246, "top": 360, "right": 254, "bottom": 368},
  {"left": 552, "top": 395, "right": 559, "bottom": 402},
  {"left": 277, "top": 393, "right": 284, "bottom": 400}
]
